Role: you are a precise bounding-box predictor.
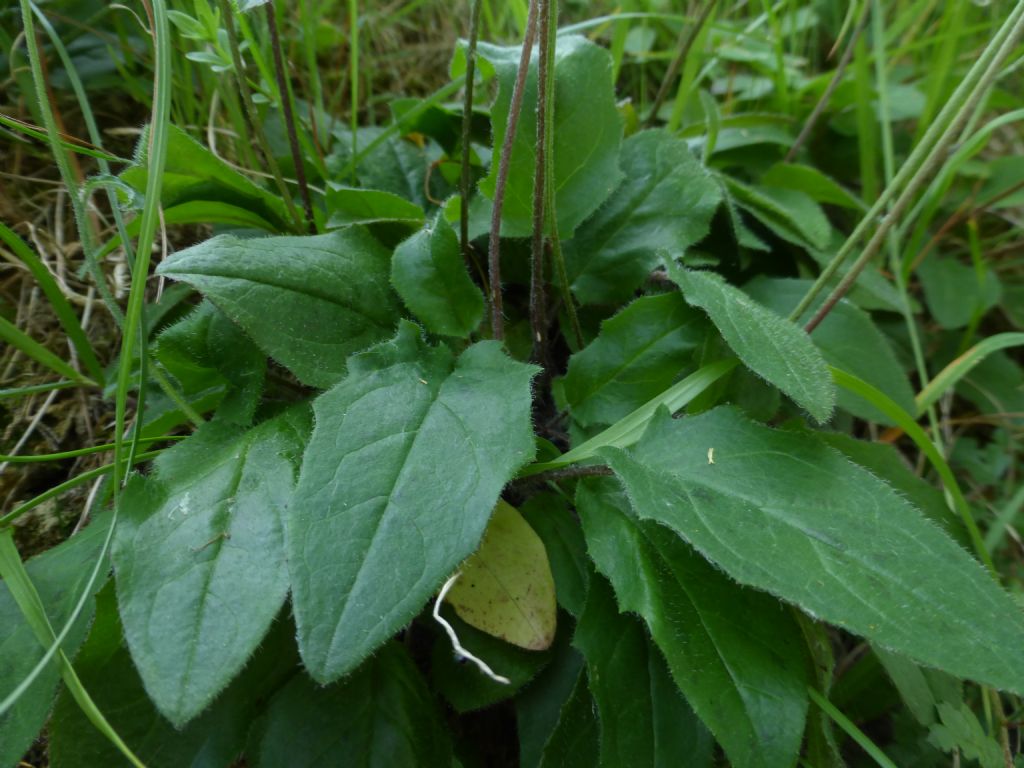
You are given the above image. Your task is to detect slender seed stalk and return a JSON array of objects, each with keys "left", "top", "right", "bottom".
[
  {"left": 804, "top": 4, "right": 1024, "bottom": 333},
  {"left": 791, "top": 0, "right": 1024, "bottom": 324},
  {"left": 460, "top": 0, "right": 483, "bottom": 261},
  {"left": 530, "top": 0, "right": 552, "bottom": 366},
  {"left": 265, "top": 0, "right": 316, "bottom": 233},
  {"left": 216, "top": 0, "right": 303, "bottom": 232},
  {"left": 19, "top": 3, "right": 123, "bottom": 326},
  {"left": 786, "top": 1, "right": 870, "bottom": 162},
  {"left": 644, "top": 0, "right": 718, "bottom": 128},
  {"left": 487, "top": 0, "right": 540, "bottom": 341},
  {"left": 348, "top": 0, "right": 359, "bottom": 184}
]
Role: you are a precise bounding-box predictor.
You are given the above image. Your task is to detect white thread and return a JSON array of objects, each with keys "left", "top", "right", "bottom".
[{"left": 433, "top": 572, "right": 511, "bottom": 685}]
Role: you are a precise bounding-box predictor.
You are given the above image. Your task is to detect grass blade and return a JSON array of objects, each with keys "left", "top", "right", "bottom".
[
  {"left": 0, "top": 222, "right": 104, "bottom": 384},
  {"left": 0, "top": 530, "right": 146, "bottom": 767},
  {"left": 916, "top": 333, "right": 1024, "bottom": 415},
  {"left": 520, "top": 358, "right": 738, "bottom": 476},
  {"left": 0, "top": 317, "right": 95, "bottom": 386}
]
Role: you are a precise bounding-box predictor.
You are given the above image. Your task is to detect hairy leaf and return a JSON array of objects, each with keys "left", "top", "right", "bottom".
[
  {"left": 561, "top": 293, "right": 706, "bottom": 427},
  {"left": 574, "top": 574, "right": 713, "bottom": 768},
  {"left": 326, "top": 185, "right": 425, "bottom": 229},
  {"left": 745, "top": 277, "right": 914, "bottom": 423},
  {"left": 0, "top": 519, "right": 107, "bottom": 767},
  {"left": 577, "top": 479, "right": 809, "bottom": 768},
  {"left": 430, "top": 606, "right": 554, "bottom": 713},
  {"left": 391, "top": 215, "right": 484, "bottom": 338},
  {"left": 122, "top": 124, "right": 291, "bottom": 232},
  {"left": 157, "top": 229, "right": 401, "bottom": 389},
  {"left": 605, "top": 407, "right": 1024, "bottom": 695},
  {"left": 254, "top": 643, "right": 451, "bottom": 767},
  {"left": 49, "top": 585, "right": 298, "bottom": 768},
  {"left": 517, "top": 635, "right": 588, "bottom": 768},
  {"left": 112, "top": 410, "right": 308, "bottom": 726},
  {"left": 670, "top": 267, "right": 835, "bottom": 423},
  {"left": 566, "top": 130, "right": 722, "bottom": 304},
  {"left": 520, "top": 493, "right": 590, "bottom": 618},
  {"left": 722, "top": 176, "right": 831, "bottom": 251},
  {"left": 477, "top": 35, "right": 623, "bottom": 238},
  {"left": 288, "top": 322, "right": 537, "bottom": 682}
]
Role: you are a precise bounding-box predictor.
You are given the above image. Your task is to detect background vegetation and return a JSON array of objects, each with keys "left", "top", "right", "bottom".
[{"left": 1, "top": 0, "right": 1023, "bottom": 765}]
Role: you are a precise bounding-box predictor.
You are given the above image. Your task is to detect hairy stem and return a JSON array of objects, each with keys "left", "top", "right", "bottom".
[
  {"left": 487, "top": 0, "right": 540, "bottom": 341},
  {"left": 460, "top": 0, "right": 483, "bottom": 261}
]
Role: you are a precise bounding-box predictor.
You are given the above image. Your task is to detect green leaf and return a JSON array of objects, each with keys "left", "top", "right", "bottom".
[
  {"left": 916, "top": 331, "right": 1024, "bottom": 414},
  {"left": 722, "top": 176, "right": 832, "bottom": 251},
  {"left": 604, "top": 406, "right": 1024, "bottom": 695},
  {"left": 48, "top": 585, "right": 299, "bottom": 768},
  {"left": 520, "top": 493, "right": 590, "bottom": 618},
  {"left": 0, "top": 222, "right": 103, "bottom": 384},
  {"left": 574, "top": 574, "right": 713, "bottom": 768},
  {"left": 391, "top": 215, "right": 485, "bottom": 338},
  {"left": 561, "top": 293, "right": 706, "bottom": 428},
  {"left": 445, "top": 500, "right": 556, "bottom": 651},
  {"left": 669, "top": 267, "right": 835, "bottom": 423},
  {"left": 340, "top": 126, "right": 445, "bottom": 210},
  {"left": 253, "top": 643, "right": 451, "bottom": 767},
  {"left": 874, "top": 647, "right": 960, "bottom": 727},
  {"left": 477, "top": 35, "right": 623, "bottom": 238},
  {"left": 534, "top": 672, "right": 601, "bottom": 768},
  {"left": 121, "top": 124, "right": 292, "bottom": 232},
  {"left": 523, "top": 358, "right": 738, "bottom": 476},
  {"left": 918, "top": 256, "right": 1002, "bottom": 330},
  {"left": 153, "top": 300, "right": 266, "bottom": 427},
  {"left": 326, "top": 184, "right": 426, "bottom": 229},
  {"left": 111, "top": 410, "right": 309, "bottom": 726},
  {"left": 288, "top": 323, "right": 537, "bottom": 682},
  {"left": 156, "top": 229, "right": 401, "bottom": 389},
  {"left": 761, "top": 163, "right": 865, "bottom": 210},
  {"left": 745, "top": 277, "right": 914, "bottom": 423},
  {"left": 0, "top": 316, "right": 93, "bottom": 386},
  {"left": 0, "top": 520, "right": 106, "bottom": 768},
  {"left": 816, "top": 431, "right": 964, "bottom": 545},
  {"left": 516, "top": 635, "right": 587, "bottom": 768},
  {"left": 577, "top": 479, "right": 809, "bottom": 768},
  {"left": 928, "top": 702, "right": 1005, "bottom": 768},
  {"left": 565, "top": 130, "right": 721, "bottom": 305},
  {"left": 430, "top": 605, "right": 554, "bottom": 713}
]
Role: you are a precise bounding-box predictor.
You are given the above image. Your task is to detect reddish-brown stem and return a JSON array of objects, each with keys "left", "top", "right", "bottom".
[
  {"left": 460, "top": 0, "right": 483, "bottom": 262},
  {"left": 487, "top": 0, "right": 540, "bottom": 341}
]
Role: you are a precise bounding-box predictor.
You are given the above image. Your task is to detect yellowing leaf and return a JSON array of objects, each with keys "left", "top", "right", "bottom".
[{"left": 446, "top": 501, "right": 556, "bottom": 651}]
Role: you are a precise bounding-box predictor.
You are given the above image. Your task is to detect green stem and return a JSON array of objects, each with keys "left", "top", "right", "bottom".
[
  {"left": 265, "top": 0, "right": 316, "bottom": 233},
  {"left": 216, "top": 0, "right": 303, "bottom": 232},
  {"left": 790, "top": 0, "right": 1024, "bottom": 324},
  {"left": 348, "top": 0, "right": 359, "bottom": 185},
  {"left": 18, "top": 0, "right": 123, "bottom": 326}
]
